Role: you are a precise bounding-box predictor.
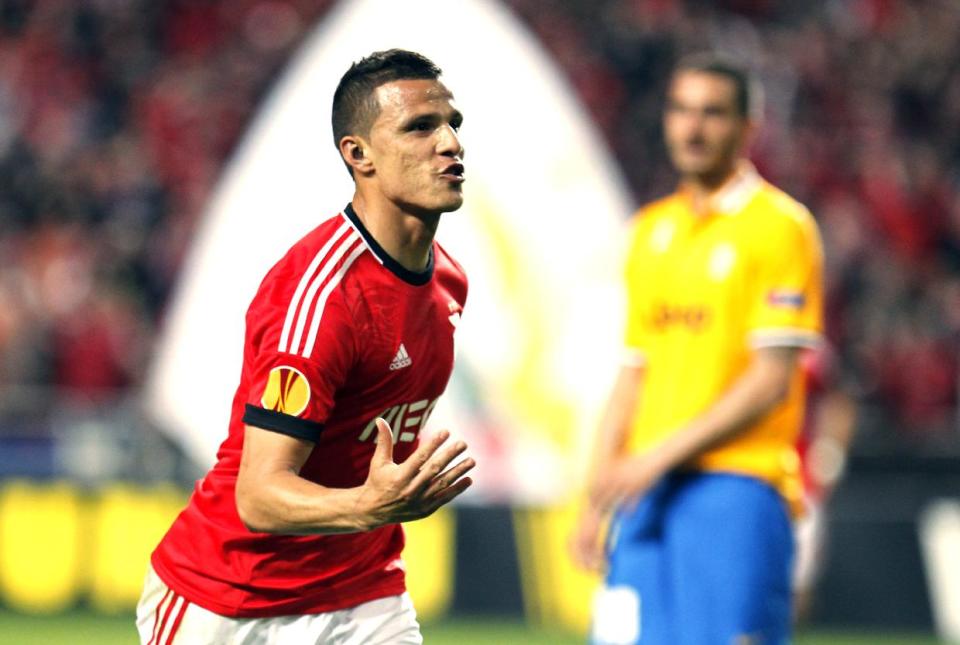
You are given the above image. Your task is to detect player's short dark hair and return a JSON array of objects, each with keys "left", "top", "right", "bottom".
[
  {"left": 332, "top": 49, "right": 443, "bottom": 150},
  {"left": 673, "top": 52, "right": 760, "bottom": 119}
]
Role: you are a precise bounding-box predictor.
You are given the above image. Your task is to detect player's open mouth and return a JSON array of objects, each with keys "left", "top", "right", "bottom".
[{"left": 440, "top": 163, "right": 465, "bottom": 183}]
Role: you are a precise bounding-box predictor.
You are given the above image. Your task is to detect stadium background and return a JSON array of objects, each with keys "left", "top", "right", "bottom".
[{"left": 0, "top": 0, "right": 958, "bottom": 643}]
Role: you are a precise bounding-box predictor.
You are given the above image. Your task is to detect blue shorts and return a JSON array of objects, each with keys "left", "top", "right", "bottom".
[{"left": 593, "top": 472, "right": 793, "bottom": 645}]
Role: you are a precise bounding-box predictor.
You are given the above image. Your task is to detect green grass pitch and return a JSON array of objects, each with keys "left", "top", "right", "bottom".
[{"left": 0, "top": 611, "right": 944, "bottom": 644}]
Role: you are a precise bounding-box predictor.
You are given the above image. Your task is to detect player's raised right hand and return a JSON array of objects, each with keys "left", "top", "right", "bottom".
[{"left": 357, "top": 418, "right": 474, "bottom": 529}]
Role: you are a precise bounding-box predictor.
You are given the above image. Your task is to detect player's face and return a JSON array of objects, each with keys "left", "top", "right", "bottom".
[
  {"left": 664, "top": 70, "right": 749, "bottom": 182},
  {"left": 366, "top": 79, "right": 465, "bottom": 216}
]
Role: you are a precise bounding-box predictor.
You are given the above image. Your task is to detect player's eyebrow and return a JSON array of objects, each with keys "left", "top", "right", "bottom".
[
  {"left": 401, "top": 108, "right": 463, "bottom": 130},
  {"left": 666, "top": 98, "right": 733, "bottom": 115},
  {"left": 403, "top": 112, "right": 439, "bottom": 126}
]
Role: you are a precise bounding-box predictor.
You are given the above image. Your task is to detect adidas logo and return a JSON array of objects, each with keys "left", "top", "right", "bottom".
[{"left": 389, "top": 343, "right": 412, "bottom": 371}]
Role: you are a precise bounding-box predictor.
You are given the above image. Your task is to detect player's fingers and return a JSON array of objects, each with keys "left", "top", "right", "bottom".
[
  {"left": 570, "top": 536, "right": 590, "bottom": 570},
  {"left": 422, "top": 457, "right": 475, "bottom": 498},
  {"left": 581, "top": 544, "right": 603, "bottom": 572},
  {"left": 588, "top": 482, "right": 606, "bottom": 509},
  {"left": 573, "top": 541, "right": 605, "bottom": 573},
  {"left": 590, "top": 471, "right": 628, "bottom": 512},
  {"left": 403, "top": 439, "right": 467, "bottom": 494},
  {"left": 581, "top": 527, "right": 607, "bottom": 572},
  {"left": 425, "top": 476, "right": 472, "bottom": 511},
  {"left": 398, "top": 430, "right": 450, "bottom": 477},
  {"left": 398, "top": 476, "right": 473, "bottom": 523},
  {"left": 590, "top": 482, "right": 620, "bottom": 514},
  {"left": 623, "top": 493, "right": 643, "bottom": 513},
  {"left": 569, "top": 509, "right": 609, "bottom": 572},
  {"left": 370, "top": 418, "right": 395, "bottom": 466}
]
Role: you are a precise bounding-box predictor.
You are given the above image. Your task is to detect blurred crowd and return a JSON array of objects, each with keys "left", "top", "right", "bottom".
[
  {"left": 0, "top": 0, "right": 957, "bottom": 450},
  {"left": 0, "top": 0, "right": 332, "bottom": 397}
]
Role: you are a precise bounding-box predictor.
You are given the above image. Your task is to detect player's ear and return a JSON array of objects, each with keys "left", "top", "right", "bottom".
[{"left": 340, "top": 135, "right": 374, "bottom": 176}]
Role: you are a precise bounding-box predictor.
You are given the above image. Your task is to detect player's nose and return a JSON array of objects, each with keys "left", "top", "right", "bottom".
[{"left": 437, "top": 124, "right": 464, "bottom": 158}]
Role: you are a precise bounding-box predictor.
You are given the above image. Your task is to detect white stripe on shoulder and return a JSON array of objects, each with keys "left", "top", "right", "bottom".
[
  {"left": 749, "top": 327, "right": 822, "bottom": 350},
  {"left": 288, "top": 230, "right": 361, "bottom": 355},
  {"left": 278, "top": 221, "right": 352, "bottom": 353},
  {"left": 302, "top": 242, "right": 367, "bottom": 359}
]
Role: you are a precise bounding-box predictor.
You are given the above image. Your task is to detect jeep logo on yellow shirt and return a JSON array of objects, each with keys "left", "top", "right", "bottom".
[{"left": 651, "top": 303, "right": 711, "bottom": 332}]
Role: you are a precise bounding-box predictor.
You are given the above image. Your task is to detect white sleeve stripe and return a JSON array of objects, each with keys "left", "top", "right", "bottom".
[
  {"left": 278, "top": 221, "right": 352, "bottom": 353},
  {"left": 302, "top": 243, "right": 367, "bottom": 359},
  {"left": 749, "top": 328, "right": 822, "bottom": 349},
  {"left": 289, "top": 231, "right": 361, "bottom": 355}
]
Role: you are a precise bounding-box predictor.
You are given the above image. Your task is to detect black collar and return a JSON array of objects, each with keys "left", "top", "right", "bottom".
[{"left": 343, "top": 203, "right": 434, "bottom": 286}]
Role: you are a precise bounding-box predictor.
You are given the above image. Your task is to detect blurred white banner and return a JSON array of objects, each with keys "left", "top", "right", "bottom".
[{"left": 919, "top": 499, "right": 960, "bottom": 643}]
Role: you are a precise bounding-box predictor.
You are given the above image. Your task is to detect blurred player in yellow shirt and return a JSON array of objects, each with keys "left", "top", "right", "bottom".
[{"left": 573, "top": 54, "right": 824, "bottom": 645}]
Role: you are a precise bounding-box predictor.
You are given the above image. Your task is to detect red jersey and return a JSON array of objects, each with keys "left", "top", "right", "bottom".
[{"left": 151, "top": 204, "right": 467, "bottom": 618}]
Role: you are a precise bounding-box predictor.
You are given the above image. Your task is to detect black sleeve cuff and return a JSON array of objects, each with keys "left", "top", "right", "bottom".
[{"left": 243, "top": 404, "right": 324, "bottom": 442}]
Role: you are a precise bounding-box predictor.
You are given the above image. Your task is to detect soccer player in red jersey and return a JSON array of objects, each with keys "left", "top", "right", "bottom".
[{"left": 137, "top": 49, "right": 474, "bottom": 644}]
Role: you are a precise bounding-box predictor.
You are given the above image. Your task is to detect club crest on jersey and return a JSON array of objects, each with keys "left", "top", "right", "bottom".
[{"left": 261, "top": 366, "right": 310, "bottom": 416}]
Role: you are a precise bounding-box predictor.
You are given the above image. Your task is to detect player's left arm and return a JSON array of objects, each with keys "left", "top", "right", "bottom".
[{"left": 591, "top": 346, "right": 799, "bottom": 509}]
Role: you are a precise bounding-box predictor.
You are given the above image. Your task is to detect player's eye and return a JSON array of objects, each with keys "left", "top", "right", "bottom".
[
  {"left": 408, "top": 119, "right": 433, "bottom": 132},
  {"left": 704, "top": 105, "right": 731, "bottom": 118}
]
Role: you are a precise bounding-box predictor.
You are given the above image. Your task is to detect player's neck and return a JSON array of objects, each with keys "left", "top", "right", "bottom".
[
  {"left": 350, "top": 194, "right": 439, "bottom": 272},
  {"left": 681, "top": 160, "right": 741, "bottom": 215}
]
